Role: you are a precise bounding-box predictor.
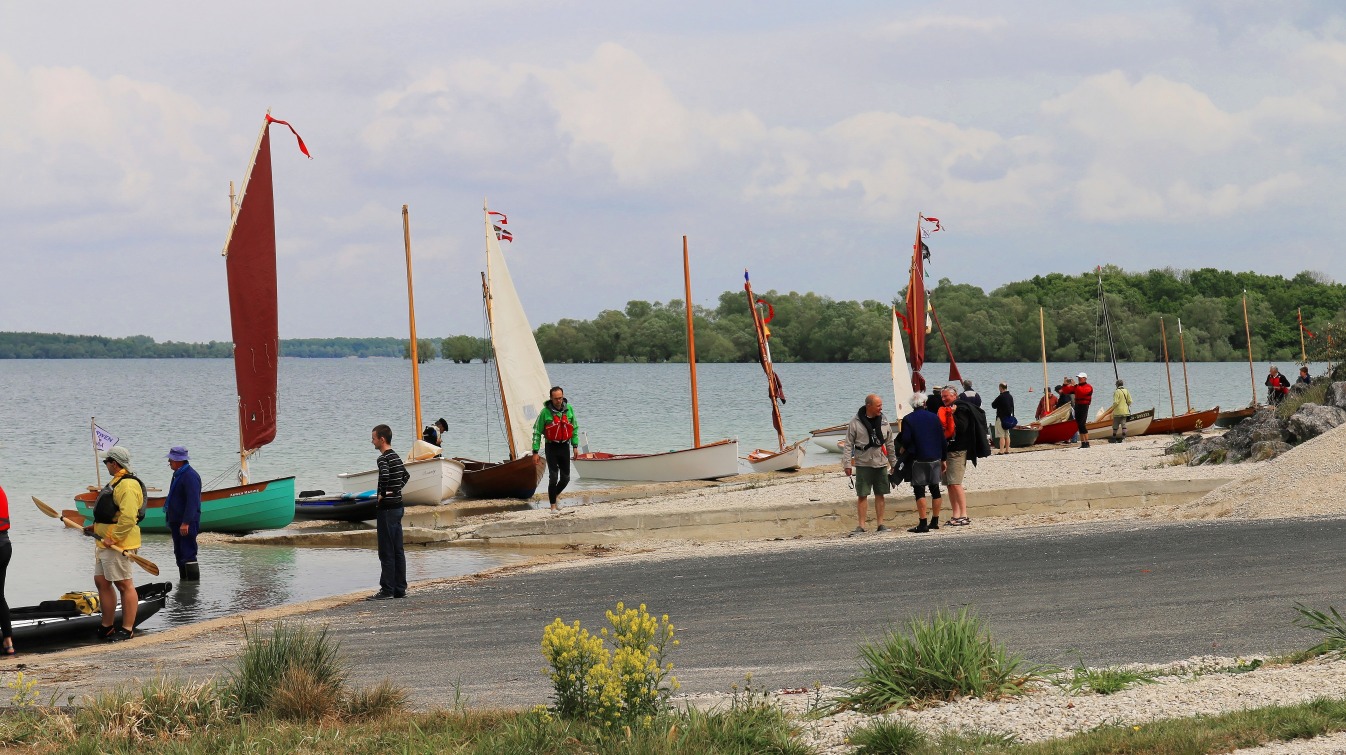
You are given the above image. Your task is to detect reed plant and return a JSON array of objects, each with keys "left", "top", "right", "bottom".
[
  {"left": 225, "top": 621, "right": 347, "bottom": 715},
  {"left": 833, "top": 607, "right": 1046, "bottom": 713}
]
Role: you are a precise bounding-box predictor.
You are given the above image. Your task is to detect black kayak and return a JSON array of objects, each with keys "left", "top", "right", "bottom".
[
  {"left": 11, "top": 582, "right": 173, "bottom": 644},
  {"left": 294, "top": 491, "right": 378, "bottom": 522}
]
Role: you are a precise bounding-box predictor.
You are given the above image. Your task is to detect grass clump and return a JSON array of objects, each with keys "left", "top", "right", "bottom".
[
  {"left": 1062, "top": 662, "right": 1155, "bottom": 695},
  {"left": 1277, "top": 381, "right": 1329, "bottom": 420},
  {"left": 833, "top": 607, "right": 1046, "bottom": 713},
  {"left": 1293, "top": 603, "right": 1346, "bottom": 658},
  {"left": 847, "top": 718, "right": 926, "bottom": 753},
  {"left": 226, "top": 621, "right": 346, "bottom": 715},
  {"left": 77, "top": 676, "right": 225, "bottom": 740}
]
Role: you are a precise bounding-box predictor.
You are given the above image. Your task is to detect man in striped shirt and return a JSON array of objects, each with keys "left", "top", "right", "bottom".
[{"left": 370, "top": 424, "right": 411, "bottom": 600}]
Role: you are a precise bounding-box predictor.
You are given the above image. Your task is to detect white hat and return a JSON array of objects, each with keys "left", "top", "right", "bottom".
[{"left": 1077, "top": 372, "right": 1088, "bottom": 379}]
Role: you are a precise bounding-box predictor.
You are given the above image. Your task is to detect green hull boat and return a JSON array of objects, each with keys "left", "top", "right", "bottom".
[{"left": 72, "top": 476, "right": 296, "bottom": 534}]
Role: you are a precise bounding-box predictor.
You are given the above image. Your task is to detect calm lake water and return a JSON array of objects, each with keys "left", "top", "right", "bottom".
[{"left": 0, "top": 357, "right": 1321, "bottom": 635}]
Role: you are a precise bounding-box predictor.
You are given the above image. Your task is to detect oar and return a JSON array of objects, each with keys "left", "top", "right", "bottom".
[{"left": 32, "top": 496, "right": 160, "bottom": 576}]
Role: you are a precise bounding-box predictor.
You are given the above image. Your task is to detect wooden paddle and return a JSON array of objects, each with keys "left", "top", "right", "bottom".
[{"left": 32, "top": 496, "right": 160, "bottom": 576}]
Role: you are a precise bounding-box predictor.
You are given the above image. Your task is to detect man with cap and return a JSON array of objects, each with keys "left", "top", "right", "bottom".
[
  {"left": 87, "top": 445, "right": 144, "bottom": 640},
  {"left": 1060, "top": 372, "right": 1095, "bottom": 449},
  {"left": 164, "top": 446, "right": 202, "bottom": 581}
]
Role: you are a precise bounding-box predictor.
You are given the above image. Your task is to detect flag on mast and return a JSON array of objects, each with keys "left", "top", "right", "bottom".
[{"left": 93, "top": 424, "right": 119, "bottom": 452}]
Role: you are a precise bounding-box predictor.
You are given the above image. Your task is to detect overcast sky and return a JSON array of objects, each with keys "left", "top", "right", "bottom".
[{"left": 1, "top": 1, "right": 1343, "bottom": 341}]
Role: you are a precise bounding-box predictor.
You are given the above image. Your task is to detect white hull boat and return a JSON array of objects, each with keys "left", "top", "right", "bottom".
[
  {"left": 810, "top": 422, "right": 899, "bottom": 453},
  {"left": 1086, "top": 408, "right": 1154, "bottom": 441},
  {"left": 338, "top": 455, "right": 465, "bottom": 505},
  {"left": 575, "top": 439, "right": 740, "bottom": 482},
  {"left": 746, "top": 441, "right": 807, "bottom": 473}
]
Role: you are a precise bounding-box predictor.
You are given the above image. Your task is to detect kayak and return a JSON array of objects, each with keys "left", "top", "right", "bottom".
[
  {"left": 10, "top": 582, "right": 173, "bottom": 645},
  {"left": 294, "top": 490, "right": 378, "bottom": 522}
]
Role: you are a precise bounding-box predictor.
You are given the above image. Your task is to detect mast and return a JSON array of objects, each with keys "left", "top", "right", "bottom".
[
  {"left": 1039, "top": 307, "right": 1050, "bottom": 415},
  {"left": 683, "top": 236, "right": 701, "bottom": 448},
  {"left": 482, "top": 270, "right": 518, "bottom": 458},
  {"left": 1243, "top": 291, "right": 1256, "bottom": 406},
  {"left": 403, "top": 205, "right": 424, "bottom": 443},
  {"left": 906, "top": 213, "right": 928, "bottom": 389},
  {"left": 1160, "top": 317, "right": 1176, "bottom": 418},
  {"left": 1098, "top": 268, "right": 1120, "bottom": 383},
  {"left": 745, "top": 270, "right": 786, "bottom": 451},
  {"left": 1299, "top": 308, "right": 1308, "bottom": 365},
  {"left": 1178, "top": 319, "right": 1192, "bottom": 413},
  {"left": 91, "top": 417, "right": 102, "bottom": 487}
]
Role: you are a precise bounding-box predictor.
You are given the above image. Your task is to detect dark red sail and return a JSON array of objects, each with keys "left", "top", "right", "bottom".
[
  {"left": 225, "top": 125, "right": 279, "bottom": 452},
  {"left": 905, "top": 218, "right": 927, "bottom": 373}
]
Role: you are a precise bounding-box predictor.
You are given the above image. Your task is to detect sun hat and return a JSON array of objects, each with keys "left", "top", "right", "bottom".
[
  {"left": 1077, "top": 372, "right": 1088, "bottom": 379},
  {"left": 167, "top": 446, "right": 190, "bottom": 461},
  {"left": 103, "top": 445, "right": 132, "bottom": 470}
]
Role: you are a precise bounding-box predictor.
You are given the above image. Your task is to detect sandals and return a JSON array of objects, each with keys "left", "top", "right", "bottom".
[{"left": 3, "top": 641, "right": 14, "bottom": 656}]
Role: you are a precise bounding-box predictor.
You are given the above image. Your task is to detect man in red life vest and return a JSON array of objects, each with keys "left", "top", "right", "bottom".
[
  {"left": 532, "top": 386, "right": 580, "bottom": 511},
  {"left": 1060, "top": 372, "right": 1094, "bottom": 448}
]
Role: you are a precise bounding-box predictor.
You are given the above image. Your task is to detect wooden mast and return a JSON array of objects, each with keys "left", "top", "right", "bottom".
[
  {"left": 403, "top": 205, "right": 424, "bottom": 444},
  {"left": 1160, "top": 317, "right": 1176, "bottom": 419},
  {"left": 745, "top": 270, "right": 786, "bottom": 451},
  {"left": 683, "top": 236, "right": 701, "bottom": 448},
  {"left": 1098, "top": 267, "right": 1120, "bottom": 383},
  {"left": 1242, "top": 291, "right": 1256, "bottom": 406},
  {"left": 1299, "top": 308, "right": 1309, "bottom": 366},
  {"left": 482, "top": 269, "right": 518, "bottom": 458},
  {"left": 91, "top": 417, "right": 102, "bottom": 487},
  {"left": 1178, "top": 319, "right": 1192, "bottom": 413},
  {"left": 1039, "top": 307, "right": 1050, "bottom": 416}
]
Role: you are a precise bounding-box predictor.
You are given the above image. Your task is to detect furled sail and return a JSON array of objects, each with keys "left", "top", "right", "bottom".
[
  {"left": 484, "top": 207, "right": 552, "bottom": 458},
  {"left": 905, "top": 219, "right": 928, "bottom": 376},
  {"left": 890, "top": 308, "right": 913, "bottom": 419}
]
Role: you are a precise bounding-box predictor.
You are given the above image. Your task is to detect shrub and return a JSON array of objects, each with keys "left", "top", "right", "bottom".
[
  {"left": 226, "top": 622, "right": 347, "bottom": 715},
  {"left": 344, "top": 680, "right": 411, "bottom": 719},
  {"left": 1277, "top": 381, "right": 1329, "bottom": 420},
  {"left": 1294, "top": 603, "right": 1346, "bottom": 658},
  {"left": 833, "top": 607, "right": 1045, "bottom": 713},
  {"left": 77, "top": 677, "right": 226, "bottom": 740}
]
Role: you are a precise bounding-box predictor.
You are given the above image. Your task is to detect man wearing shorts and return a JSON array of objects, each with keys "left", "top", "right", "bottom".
[
  {"left": 87, "top": 445, "right": 143, "bottom": 641},
  {"left": 940, "top": 387, "right": 978, "bottom": 526},
  {"left": 842, "top": 394, "right": 896, "bottom": 534},
  {"left": 898, "top": 393, "right": 948, "bottom": 533}
]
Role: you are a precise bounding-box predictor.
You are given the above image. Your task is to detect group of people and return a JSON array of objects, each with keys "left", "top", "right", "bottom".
[{"left": 1265, "top": 365, "right": 1311, "bottom": 405}]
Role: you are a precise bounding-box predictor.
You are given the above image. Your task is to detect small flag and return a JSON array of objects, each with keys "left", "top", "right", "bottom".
[
  {"left": 1305, "top": 327, "right": 1317, "bottom": 340},
  {"left": 94, "top": 424, "right": 118, "bottom": 452},
  {"left": 489, "top": 212, "right": 513, "bottom": 242},
  {"left": 264, "top": 114, "right": 312, "bottom": 159},
  {"left": 924, "top": 216, "right": 943, "bottom": 232}
]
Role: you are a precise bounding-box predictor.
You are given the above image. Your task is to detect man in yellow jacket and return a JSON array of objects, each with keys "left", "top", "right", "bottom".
[{"left": 87, "top": 445, "right": 143, "bottom": 641}]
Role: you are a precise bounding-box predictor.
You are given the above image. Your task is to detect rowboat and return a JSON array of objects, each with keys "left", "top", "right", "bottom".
[
  {"left": 810, "top": 421, "right": 900, "bottom": 453},
  {"left": 746, "top": 441, "right": 808, "bottom": 473},
  {"left": 1005, "top": 425, "right": 1041, "bottom": 448},
  {"left": 1144, "top": 406, "right": 1221, "bottom": 436},
  {"left": 294, "top": 491, "right": 378, "bottom": 522},
  {"left": 72, "top": 476, "right": 296, "bottom": 533},
  {"left": 11, "top": 582, "right": 171, "bottom": 645},
  {"left": 1216, "top": 406, "right": 1257, "bottom": 427},
  {"left": 575, "top": 238, "right": 740, "bottom": 482},
  {"left": 455, "top": 205, "right": 549, "bottom": 499},
  {"left": 1085, "top": 408, "right": 1154, "bottom": 440},
  {"left": 742, "top": 270, "right": 809, "bottom": 473}
]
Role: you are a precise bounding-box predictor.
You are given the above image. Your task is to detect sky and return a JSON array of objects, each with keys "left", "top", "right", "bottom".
[{"left": 1, "top": 1, "right": 1343, "bottom": 341}]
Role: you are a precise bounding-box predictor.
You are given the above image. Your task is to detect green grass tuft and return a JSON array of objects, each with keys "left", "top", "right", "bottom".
[
  {"left": 1062, "top": 662, "right": 1155, "bottom": 695},
  {"left": 1294, "top": 603, "right": 1346, "bottom": 658},
  {"left": 225, "top": 621, "right": 347, "bottom": 715},
  {"left": 847, "top": 718, "right": 927, "bottom": 754}
]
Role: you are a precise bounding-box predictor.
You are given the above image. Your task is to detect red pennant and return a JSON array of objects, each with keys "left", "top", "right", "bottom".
[{"left": 264, "top": 114, "right": 312, "bottom": 159}]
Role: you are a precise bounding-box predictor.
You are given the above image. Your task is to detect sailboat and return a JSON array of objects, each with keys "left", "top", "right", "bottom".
[
  {"left": 337, "top": 206, "right": 465, "bottom": 504},
  {"left": 742, "top": 270, "right": 807, "bottom": 473},
  {"left": 1080, "top": 268, "right": 1154, "bottom": 439},
  {"left": 74, "top": 114, "right": 303, "bottom": 532},
  {"left": 1142, "top": 316, "right": 1219, "bottom": 435},
  {"left": 1023, "top": 307, "right": 1076, "bottom": 446},
  {"left": 1215, "top": 291, "right": 1260, "bottom": 427},
  {"left": 453, "top": 205, "right": 548, "bottom": 499},
  {"left": 573, "top": 237, "right": 739, "bottom": 482}
]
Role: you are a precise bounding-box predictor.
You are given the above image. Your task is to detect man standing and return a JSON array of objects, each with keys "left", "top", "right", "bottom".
[
  {"left": 1266, "top": 366, "right": 1291, "bottom": 404},
  {"left": 842, "top": 394, "right": 896, "bottom": 534},
  {"left": 898, "top": 393, "right": 947, "bottom": 533},
  {"left": 1061, "top": 372, "right": 1094, "bottom": 448},
  {"left": 990, "top": 382, "right": 1014, "bottom": 455},
  {"left": 88, "top": 445, "right": 142, "bottom": 641},
  {"left": 1110, "top": 380, "right": 1133, "bottom": 444},
  {"left": 959, "top": 379, "right": 982, "bottom": 408},
  {"left": 370, "top": 424, "right": 410, "bottom": 600},
  {"left": 532, "top": 386, "right": 579, "bottom": 511},
  {"left": 163, "top": 446, "right": 201, "bottom": 582},
  {"left": 939, "top": 387, "right": 981, "bottom": 526}
]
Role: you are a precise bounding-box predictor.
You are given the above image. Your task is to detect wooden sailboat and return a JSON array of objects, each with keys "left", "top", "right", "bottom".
[
  {"left": 1216, "top": 291, "right": 1260, "bottom": 427},
  {"left": 75, "top": 115, "right": 304, "bottom": 532},
  {"left": 1020, "top": 307, "right": 1075, "bottom": 446},
  {"left": 1091, "top": 267, "right": 1153, "bottom": 441},
  {"left": 742, "top": 270, "right": 807, "bottom": 472},
  {"left": 1143, "top": 316, "right": 1219, "bottom": 435},
  {"left": 574, "top": 237, "right": 739, "bottom": 481},
  {"left": 337, "top": 206, "right": 464, "bottom": 504},
  {"left": 454, "top": 205, "right": 548, "bottom": 498}
]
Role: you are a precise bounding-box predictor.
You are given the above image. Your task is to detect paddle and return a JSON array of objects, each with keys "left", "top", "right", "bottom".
[{"left": 32, "top": 496, "right": 160, "bottom": 576}]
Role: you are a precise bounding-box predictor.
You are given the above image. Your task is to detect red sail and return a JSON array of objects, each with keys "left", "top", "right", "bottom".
[
  {"left": 225, "top": 126, "right": 279, "bottom": 452},
  {"left": 905, "top": 219, "right": 927, "bottom": 373}
]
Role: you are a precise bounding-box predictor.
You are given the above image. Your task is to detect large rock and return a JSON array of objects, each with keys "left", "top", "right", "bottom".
[
  {"left": 1166, "top": 433, "right": 1203, "bottom": 455},
  {"left": 1222, "top": 407, "right": 1287, "bottom": 457},
  {"left": 1250, "top": 440, "right": 1293, "bottom": 461},
  {"left": 1328, "top": 381, "right": 1346, "bottom": 410},
  {"left": 1285, "top": 403, "right": 1346, "bottom": 442},
  {"left": 1187, "top": 435, "right": 1230, "bottom": 466}
]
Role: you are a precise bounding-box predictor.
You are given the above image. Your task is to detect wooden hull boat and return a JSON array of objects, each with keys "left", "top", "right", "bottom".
[
  {"left": 74, "top": 476, "right": 295, "bottom": 533},
  {"left": 746, "top": 441, "right": 807, "bottom": 473},
  {"left": 809, "top": 421, "right": 900, "bottom": 453},
  {"left": 11, "top": 582, "right": 171, "bottom": 645},
  {"left": 338, "top": 456, "right": 464, "bottom": 505},
  {"left": 1005, "top": 426, "right": 1041, "bottom": 448},
  {"left": 1143, "top": 406, "right": 1221, "bottom": 436},
  {"left": 1215, "top": 406, "right": 1257, "bottom": 427},
  {"left": 294, "top": 491, "right": 378, "bottom": 522},
  {"left": 455, "top": 454, "right": 547, "bottom": 500},
  {"left": 575, "top": 439, "right": 740, "bottom": 482},
  {"left": 1085, "top": 408, "right": 1154, "bottom": 440}
]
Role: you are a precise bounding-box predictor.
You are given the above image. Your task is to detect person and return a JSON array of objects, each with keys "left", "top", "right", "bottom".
[
  {"left": 990, "top": 382, "right": 1014, "bottom": 454},
  {"left": 0, "top": 484, "right": 11, "bottom": 655},
  {"left": 1060, "top": 372, "right": 1094, "bottom": 448},
  {"left": 1265, "top": 366, "right": 1291, "bottom": 405},
  {"left": 939, "top": 387, "right": 983, "bottom": 526},
  {"left": 842, "top": 394, "right": 896, "bottom": 534},
  {"left": 959, "top": 379, "right": 982, "bottom": 408},
  {"left": 88, "top": 445, "right": 143, "bottom": 641},
  {"left": 897, "top": 393, "right": 947, "bottom": 533},
  {"left": 1297, "top": 366, "right": 1312, "bottom": 385},
  {"left": 532, "top": 387, "right": 580, "bottom": 511},
  {"left": 1055, "top": 376, "right": 1079, "bottom": 442},
  {"left": 163, "top": 446, "right": 201, "bottom": 581},
  {"left": 422, "top": 418, "right": 448, "bottom": 447},
  {"left": 370, "top": 424, "right": 410, "bottom": 600},
  {"left": 1110, "top": 380, "right": 1133, "bottom": 444}
]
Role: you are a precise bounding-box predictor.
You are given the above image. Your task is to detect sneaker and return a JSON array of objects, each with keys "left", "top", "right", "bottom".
[
  {"left": 876, "top": 525, "right": 890, "bottom": 533},
  {"left": 109, "top": 627, "right": 135, "bottom": 642},
  {"left": 96, "top": 624, "right": 117, "bottom": 641},
  {"left": 393, "top": 592, "right": 407, "bottom": 599},
  {"left": 368, "top": 590, "right": 396, "bottom": 601}
]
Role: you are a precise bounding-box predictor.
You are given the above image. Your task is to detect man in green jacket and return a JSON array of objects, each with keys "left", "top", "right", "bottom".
[
  {"left": 1110, "top": 379, "right": 1133, "bottom": 443},
  {"left": 532, "top": 386, "right": 580, "bottom": 511}
]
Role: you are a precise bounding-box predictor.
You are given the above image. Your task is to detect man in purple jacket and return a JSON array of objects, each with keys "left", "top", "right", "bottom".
[{"left": 164, "top": 446, "right": 202, "bottom": 581}]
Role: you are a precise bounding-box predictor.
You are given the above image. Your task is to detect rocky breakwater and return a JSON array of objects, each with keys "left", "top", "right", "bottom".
[{"left": 1169, "top": 380, "right": 1346, "bottom": 465}]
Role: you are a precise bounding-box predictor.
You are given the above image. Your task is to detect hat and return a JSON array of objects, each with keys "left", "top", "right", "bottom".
[
  {"left": 1077, "top": 372, "right": 1088, "bottom": 379},
  {"left": 167, "top": 446, "right": 190, "bottom": 461},
  {"left": 103, "top": 445, "right": 132, "bottom": 470}
]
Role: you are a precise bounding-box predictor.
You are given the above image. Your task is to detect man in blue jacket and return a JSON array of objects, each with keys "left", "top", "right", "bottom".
[
  {"left": 164, "top": 446, "right": 202, "bottom": 581},
  {"left": 897, "top": 393, "right": 948, "bottom": 533}
]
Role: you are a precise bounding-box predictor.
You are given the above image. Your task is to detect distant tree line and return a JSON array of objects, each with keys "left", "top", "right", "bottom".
[{"left": 6, "top": 268, "right": 1342, "bottom": 362}]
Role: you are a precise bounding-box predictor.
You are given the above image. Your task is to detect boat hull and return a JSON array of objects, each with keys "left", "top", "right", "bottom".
[
  {"left": 809, "top": 421, "right": 900, "bottom": 453},
  {"left": 1086, "top": 408, "right": 1154, "bottom": 440},
  {"left": 337, "top": 457, "right": 465, "bottom": 505},
  {"left": 1215, "top": 407, "right": 1257, "bottom": 427},
  {"left": 294, "top": 492, "right": 378, "bottom": 522},
  {"left": 11, "top": 582, "right": 171, "bottom": 644},
  {"left": 1143, "top": 406, "right": 1221, "bottom": 436},
  {"left": 1033, "top": 419, "right": 1079, "bottom": 444},
  {"left": 746, "top": 441, "right": 807, "bottom": 473},
  {"left": 1004, "top": 426, "right": 1041, "bottom": 448},
  {"left": 455, "top": 454, "right": 547, "bottom": 500},
  {"left": 75, "top": 477, "right": 296, "bottom": 533},
  {"left": 574, "top": 439, "right": 740, "bottom": 482}
]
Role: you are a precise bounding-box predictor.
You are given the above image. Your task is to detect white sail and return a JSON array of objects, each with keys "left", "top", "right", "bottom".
[
  {"left": 485, "top": 207, "right": 553, "bottom": 457},
  {"left": 890, "top": 308, "right": 913, "bottom": 419}
]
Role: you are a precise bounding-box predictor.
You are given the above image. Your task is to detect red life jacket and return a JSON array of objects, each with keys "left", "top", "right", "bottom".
[
  {"left": 1067, "top": 382, "right": 1094, "bottom": 406},
  {"left": 0, "top": 484, "right": 8, "bottom": 532},
  {"left": 543, "top": 408, "right": 574, "bottom": 443}
]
